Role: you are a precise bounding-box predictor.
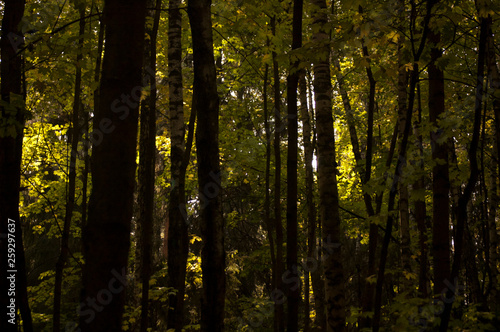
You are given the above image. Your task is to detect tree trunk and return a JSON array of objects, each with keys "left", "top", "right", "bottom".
[
  {"left": 263, "top": 62, "right": 278, "bottom": 327},
  {"left": 137, "top": 1, "right": 161, "bottom": 331},
  {"left": 439, "top": 13, "right": 487, "bottom": 331},
  {"left": 311, "top": 0, "right": 346, "bottom": 330},
  {"left": 187, "top": 0, "right": 225, "bottom": 330},
  {"left": 271, "top": 14, "right": 285, "bottom": 332},
  {"left": 299, "top": 72, "right": 314, "bottom": 332},
  {"left": 306, "top": 72, "right": 326, "bottom": 332},
  {"left": 372, "top": 2, "right": 435, "bottom": 330},
  {"left": 428, "top": 26, "right": 450, "bottom": 298},
  {"left": 286, "top": 1, "right": 302, "bottom": 331},
  {"left": 413, "top": 84, "right": 429, "bottom": 298},
  {"left": 80, "top": 0, "right": 146, "bottom": 330},
  {"left": 486, "top": 12, "right": 499, "bottom": 317},
  {"left": 53, "top": 6, "right": 85, "bottom": 331},
  {"left": 396, "top": 31, "right": 411, "bottom": 290},
  {"left": 0, "top": 0, "right": 32, "bottom": 330},
  {"left": 167, "top": 0, "right": 190, "bottom": 330}
]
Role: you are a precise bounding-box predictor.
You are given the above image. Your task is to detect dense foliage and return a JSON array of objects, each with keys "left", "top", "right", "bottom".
[{"left": 0, "top": 0, "right": 499, "bottom": 330}]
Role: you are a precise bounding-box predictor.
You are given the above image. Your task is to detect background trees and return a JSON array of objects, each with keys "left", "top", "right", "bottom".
[{"left": 1, "top": 0, "right": 499, "bottom": 331}]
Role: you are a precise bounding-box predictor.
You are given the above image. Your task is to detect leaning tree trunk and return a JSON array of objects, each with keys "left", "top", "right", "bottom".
[
  {"left": 80, "top": 0, "right": 146, "bottom": 331},
  {"left": 311, "top": 0, "right": 346, "bottom": 330},
  {"left": 53, "top": 6, "right": 85, "bottom": 332},
  {"left": 167, "top": 0, "right": 190, "bottom": 329},
  {"left": 0, "top": 0, "right": 33, "bottom": 331},
  {"left": 187, "top": 0, "right": 225, "bottom": 330}
]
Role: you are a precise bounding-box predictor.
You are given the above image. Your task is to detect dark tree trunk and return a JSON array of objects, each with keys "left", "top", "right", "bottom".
[
  {"left": 187, "top": 0, "right": 225, "bottom": 330},
  {"left": 299, "top": 72, "right": 314, "bottom": 332},
  {"left": 413, "top": 84, "right": 429, "bottom": 298},
  {"left": 263, "top": 62, "right": 278, "bottom": 326},
  {"left": 271, "top": 14, "right": 285, "bottom": 332},
  {"left": 428, "top": 26, "right": 451, "bottom": 298},
  {"left": 53, "top": 6, "right": 85, "bottom": 332},
  {"left": 439, "top": 13, "right": 487, "bottom": 332},
  {"left": 486, "top": 15, "right": 499, "bottom": 315},
  {"left": 80, "top": 0, "right": 146, "bottom": 331},
  {"left": 138, "top": 1, "right": 161, "bottom": 331},
  {"left": 0, "top": 0, "right": 32, "bottom": 331},
  {"left": 305, "top": 72, "right": 326, "bottom": 332},
  {"left": 372, "top": 1, "right": 435, "bottom": 330},
  {"left": 167, "top": 0, "right": 190, "bottom": 330},
  {"left": 311, "top": 0, "right": 346, "bottom": 330},
  {"left": 286, "top": 1, "right": 302, "bottom": 331},
  {"left": 396, "top": 29, "right": 411, "bottom": 290}
]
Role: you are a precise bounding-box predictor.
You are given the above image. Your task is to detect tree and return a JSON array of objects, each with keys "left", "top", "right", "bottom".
[
  {"left": 0, "top": 0, "right": 33, "bottom": 330},
  {"left": 167, "top": 0, "right": 191, "bottom": 329},
  {"left": 311, "top": 0, "right": 346, "bottom": 330},
  {"left": 187, "top": 0, "right": 225, "bottom": 330},
  {"left": 286, "top": 0, "right": 303, "bottom": 330},
  {"left": 80, "top": 0, "right": 146, "bottom": 330},
  {"left": 428, "top": 15, "right": 450, "bottom": 300},
  {"left": 137, "top": 0, "right": 161, "bottom": 331}
]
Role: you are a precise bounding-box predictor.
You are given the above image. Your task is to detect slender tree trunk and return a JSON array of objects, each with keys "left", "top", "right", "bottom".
[
  {"left": 271, "top": 15, "right": 285, "bottom": 332},
  {"left": 439, "top": 13, "right": 487, "bottom": 331},
  {"left": 82, "top": 1, "right": 104, "bottom": 237},
  {"left": 311, "top": 0, "right": 346, "bottom": 330},
  {"left": 0, "top": 0, "right": 32, "bottom": 331},
  {"left": 372, "top": 2, "right": 435, "bottom": 330},
  {"left": 187, "top": 1, "right": 225, "bottom": 330},
  {"left": 413, "top": 84, "right": 429, "bottom": 298},
  {"left": 299, "top": 72, "right": 314, "bottom": 332},
  {"left": 53, "top": 7, "right": 85, "bottom": 331},
  {"left": 486, "top": 16, "right": 499, "bottom": 316},
  {"left": 428, "top": 25, "right": 450, "bottom": 298},
  {"left": 396, "top": 31, "right": 411, "bottom": 289},
  {"left": 167, "top": 0, "right": 190, "bottom": 330},
  {"left": 80, "top": 0, "right": 146, "bottom": 330},
  {"left": 286, "top": 1, "right": 302, "bottom": 331},
  {"left": 137, "top": 1, "right": 161, "bottom": 331},
  {"left": 305, "top": 72, "right": 326, "bottom": 332},
  {"left": 263, "top": 63, "right": 278, "bottom": 320}
]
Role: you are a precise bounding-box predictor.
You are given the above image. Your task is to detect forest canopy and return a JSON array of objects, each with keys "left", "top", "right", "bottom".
[{"left": 0, "top": 0, "right": 499, "bottom": 331}]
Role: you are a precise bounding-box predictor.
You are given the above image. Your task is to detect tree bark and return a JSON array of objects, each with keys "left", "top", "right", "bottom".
[
  {"left": 286, "top": 1, "right": 302, "bottom": 331},
  {"left": 0, "top": 0, "right": 32, "bottom": 330},
  {"left": 311, "top": 0, "right": 346, "bottom": 330},
  {"left": 80, "top": 0, "right": 146, "bottom": 330},
  {"left": 439, "top": 12, "right": 487, "bottom": 331},
  {"left": 263, "top": 62, "right": 278, "bottom": 322},
  {"left": 299, "top": 72, "right": 314, "bottom": 332},
  {"left": 137, "top": 1, "right": 161, "bottom": 331},
  {"left": 187, "top": 0, "right": 225, "bottom": 330},
  {"left": 486, "top": 15, "right": 499, "bottom": 316},
  {"left": 396, "top": 30, "right": 411, "bottom": 289},
  {"left": 271, "top": 14, "right": 285, "bottom": 332},
  {"left": 167, "top": 0, "right": 190, "bottom": 329},
  {"left": 413, "top": 84, "right": 429, "bottom": 298},
  {"left": 428, "top": 25, "right": 451, "bottom": 298}
]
